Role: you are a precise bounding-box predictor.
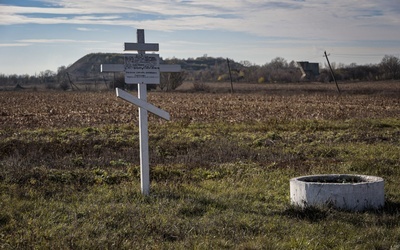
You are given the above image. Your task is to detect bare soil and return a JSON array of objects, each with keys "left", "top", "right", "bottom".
[{"left": 1, "top": 81, "right": 399, "bottom": 130}]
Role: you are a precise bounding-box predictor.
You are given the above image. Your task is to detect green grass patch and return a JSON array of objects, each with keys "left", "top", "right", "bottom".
[{"left": 1, "top": 118, "right": 400, "bottom": 248}]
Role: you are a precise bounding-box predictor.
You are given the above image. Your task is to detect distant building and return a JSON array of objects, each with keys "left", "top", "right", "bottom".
[{"left": 296, "top": 61, "right": 319, "bottom": 80}]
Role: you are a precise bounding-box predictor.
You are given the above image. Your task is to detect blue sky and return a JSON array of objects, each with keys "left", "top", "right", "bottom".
[{"left": 1, "top": 0, "right": 399, "bottom": 75}]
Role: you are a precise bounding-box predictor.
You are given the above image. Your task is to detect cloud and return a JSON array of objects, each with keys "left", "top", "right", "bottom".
[
  {"left": 76, "top": 27, "right": 102, "bottom": 31},
  {"left": 75, "top": 15, "right": 121, "bottom": 21},
  {"left": 0, "top": 38, "right": 105, "bottom": 51},
  {"left": 0, "top": 0, "right": 399, "bottom": 42},
  {"left": 0, "top": 5, "right": 89, "bottom": 15},
  {"left": 76, "top": 27, "right": 93, "bottom": 31},
  {"left": 16, "top": 39, "right": 104, "bottom": 44},
  {"left": 0, "top": 43, "right": 30, "bottom": 47}
]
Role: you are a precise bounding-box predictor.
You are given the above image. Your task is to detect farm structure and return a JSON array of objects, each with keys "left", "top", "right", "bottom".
[{"left": 297, "top": 61, "right": 319, "bottom": 80}]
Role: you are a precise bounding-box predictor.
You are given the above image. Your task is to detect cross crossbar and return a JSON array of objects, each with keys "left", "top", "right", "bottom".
[
  {"left": 101, "top": 64, "right": 181, "bottom": 73},
  {"left": 125, "top": 43, "right": 159, "bottom": 51},
  {"left": 116, "top": 88, "right": 170, "bottom": 120}
]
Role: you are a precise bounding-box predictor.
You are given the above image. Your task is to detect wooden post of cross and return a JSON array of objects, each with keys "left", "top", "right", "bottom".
[
  {"left": 100, "top": 29, "right": 181, "bottom": 195},
  {"left": 137, "top": 29, "right": 151, "bottom": 196}
]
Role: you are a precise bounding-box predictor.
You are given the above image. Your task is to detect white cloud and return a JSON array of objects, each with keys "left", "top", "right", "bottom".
[
  {"left": 1, "top": 0, "right": 398, "bottom": 44},
  {"left": 16, "top": 39, "right": 103, "bottom": 44},
  {"left": 76, "top": 27, "right": 92, "bottom": 31},
  {"left": 1, "top": 0, "right": 399, "bottom": 75},
  {"left": 75, "top": 15, "right": 121, "bottom": 21},
  {"left": 0, "top": 5, "right": 89, "bottom": 15},
  {"left": 1, "top": 3, "right": 398, "bottom": 43},
  {"left": 0, "top": 43, "right": 30, "bottom": 47}
]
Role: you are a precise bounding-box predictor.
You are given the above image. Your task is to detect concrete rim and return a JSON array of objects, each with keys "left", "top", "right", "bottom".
[
  {"left": 290, "top": 174, "right": 385, "bottom": 211},
  {"left": 291, "top": 174, "right": 384, "bottom": 185}
]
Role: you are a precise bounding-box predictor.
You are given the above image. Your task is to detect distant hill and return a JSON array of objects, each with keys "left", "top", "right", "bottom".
[
  {"left": 66, "top": 53, "right": 124, "bottom": 78},
  {"left": 165, "top": 56, "right": 244, "bottom": 71},
  {"left": 66, "top": 53, "right": 245, "bottom": 79}
]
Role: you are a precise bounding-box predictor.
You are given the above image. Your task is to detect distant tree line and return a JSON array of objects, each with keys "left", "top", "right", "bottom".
[
  {"left": 317, "top": 55, "right": 400, "bottom": 82},
  {"left": 0, "top": 67, "right": 65, "bottom": 88},
  {"left": 173, "top": 54, "right": 400, "bottom": 84},
  {"left": 1, "top": 54, "right": 399, "bottom": 90}
]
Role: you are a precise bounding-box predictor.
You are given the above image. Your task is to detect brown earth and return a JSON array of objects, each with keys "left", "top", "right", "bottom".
[{"left": 1, "top": 81, "right": 399, "bottom": 131}]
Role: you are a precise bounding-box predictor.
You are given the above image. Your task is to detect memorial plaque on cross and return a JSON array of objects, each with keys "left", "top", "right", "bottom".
[{"left": 101, "top": 29, "right": 181, "bottom": 195}]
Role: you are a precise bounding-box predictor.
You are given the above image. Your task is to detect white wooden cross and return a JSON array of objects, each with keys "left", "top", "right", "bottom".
[{"left": 101, "top": 29, "right": 181, "bottom": 195}]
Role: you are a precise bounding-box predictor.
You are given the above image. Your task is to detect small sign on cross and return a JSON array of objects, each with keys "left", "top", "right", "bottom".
[
  {"left": 124, "top": 54, "right": 160, "bottom": 84},
  {"left": 101, "top": 29, "right": 181, "bottom": 195}
]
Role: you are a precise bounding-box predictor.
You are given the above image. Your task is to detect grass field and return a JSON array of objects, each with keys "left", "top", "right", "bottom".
[{"left": 1, "top": 81, "right": 400, "bottom": 249}]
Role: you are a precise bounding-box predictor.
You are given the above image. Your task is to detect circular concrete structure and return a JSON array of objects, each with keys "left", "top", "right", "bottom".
[{"left": 290, "top": 174, "right": 384, "bottom": 211}]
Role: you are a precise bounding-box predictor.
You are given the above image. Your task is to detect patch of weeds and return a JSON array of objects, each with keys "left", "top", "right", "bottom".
[
  {"left": 109, "top": 159, "right": 129, "bottom": 167},
  {"left": 92, "top": 168, "right": 129, "bottom": 185},
  {"left": 308, "top": 146, "right": 341, "bottom": 159},
  {"left": 282, "top": 205, "right": 330, "bottom": 222},
  {"left": 153, "top": 136, "right": 193, "bottom": 160},
  {"left": 192, "top": 168, "right": 223, "bottom": 180},
  {"left": 82, "top": 127, "right": 100, "bottom": 136},
  {"left": 71, "top": 155, "right": 85, "bottom": 167},
  {"left": 0, "top": 212, "right": 12, "bottom": 227},
  {"left": 367, "top": 119, "right": 400, "bottom": 129},
  {"left": 127, "top": 165, "right": 140, "bottom": 178},
  {"left": 93, "top": 144, "right": 102, "bottom": 152},
  {"left": 251, "top": 132, "right": 281, "bottom": 148},
  {"left": 178, "top": 204, "right": 207, "bottom": 217},
  {"left": 383, "top": 200, "right": 400, "bottom": 215},
  {"left": 47, "top": 170, "right": 73, "bottom": 184},
  {"left": 151, "top": 165, "right": 184, "bottom": 182}
]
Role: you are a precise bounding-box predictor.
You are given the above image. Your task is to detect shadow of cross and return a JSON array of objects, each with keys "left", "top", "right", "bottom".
[{"left": 100, "top": 29, "right": 181, "bottom": 196}]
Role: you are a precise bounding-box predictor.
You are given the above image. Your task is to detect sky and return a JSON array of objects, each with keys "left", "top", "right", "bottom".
[{"left": 1, "top": 0, "right": 400, "bottom": 75}]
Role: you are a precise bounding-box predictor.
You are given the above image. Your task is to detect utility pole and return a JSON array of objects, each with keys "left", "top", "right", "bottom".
[
  {"left": 324, "top": 51, "right": 340, "bottom": 94},
  {"left": 226, "top": 58, "right": 234, "bottom": 93},
  {"left": 66, "top": 72, "right": 80, "bottom": 91},
  {"left": 102, "top": 75, "right": 108, "bottom": 89}
]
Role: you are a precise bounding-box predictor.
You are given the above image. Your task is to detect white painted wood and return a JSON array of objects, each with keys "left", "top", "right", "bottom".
[
  {"left": 100, "top": 64, "right": 182, "bottom": 73},
  {"left": 138, "top": 83, "right": 150, "bottom": 196},
  {"left": 99, "top": 29, "right": 180, "bottom": 196},
  {"left": 116, "top": 88, "right": 170, "bottom": 120},
  {"left": 135, "top": 30, "right": 151, "bottom": 196},
  {"left": 101, "top": 64, "right": 181, "bottom": 73},
  {"left": 101, "top": 64, "right": 124, "bottom": 72},
  {"left": 124, "top": 54, "right": 160, "bottom": 84},
  {"left": 125, "top": 42, "right": 159, "bottom": 51}
]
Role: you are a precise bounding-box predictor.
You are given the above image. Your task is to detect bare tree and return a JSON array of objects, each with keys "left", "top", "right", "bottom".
[
  {"left": 159, "top": 72, "right": 186, "bottom": 91},
  {"left": 380, "top": 55, "right": 400, "bottom": 79}
]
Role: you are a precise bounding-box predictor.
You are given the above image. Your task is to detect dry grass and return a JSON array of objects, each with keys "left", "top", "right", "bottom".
[{"left": 1, "top": 81, "right": 400, "bottom": 249}]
